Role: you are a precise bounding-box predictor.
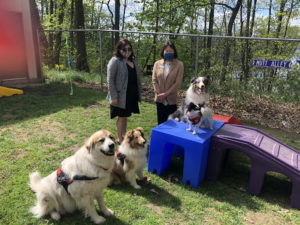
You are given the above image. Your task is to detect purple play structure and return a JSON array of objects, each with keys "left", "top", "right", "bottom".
[
  {"left": 147, "top": 118, "right": 300, "bottom": 209},
  {"left": 207, "top": 124, "right": 300, "bottom": 209}
]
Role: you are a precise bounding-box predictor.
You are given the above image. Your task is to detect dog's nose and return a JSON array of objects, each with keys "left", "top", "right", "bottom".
[
  {"left": 109, "top": 143, "right": 115, "bottom": 150},
  {"left": 200, "top": 85, "right": 205, "bottom": 89}
]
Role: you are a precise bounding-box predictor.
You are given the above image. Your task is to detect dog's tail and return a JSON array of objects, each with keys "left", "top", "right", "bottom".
[
  {"left": 29, "top": 172, "right": 42, "bottom": 193},
  {"left": 29, "top": 172, "right": 59, "bottom": 219}
]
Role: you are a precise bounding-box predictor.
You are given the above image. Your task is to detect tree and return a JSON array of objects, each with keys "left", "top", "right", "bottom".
[
  {"left": 53, "top": 0, "right": 67, "bottom": 65},
  {"left": 220, "top": 0, "right": 242, "bottom": 84},
  {"left": 75, "top": 0, "right": 90, "bottom": 72}
]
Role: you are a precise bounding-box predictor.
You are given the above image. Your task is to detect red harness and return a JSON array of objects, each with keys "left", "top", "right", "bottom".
[
  {"left": 188, "top": 116, "right": 201, "bottom": 125},
  {"left": 57, "top": 167, "right": 99, "bottom": 194},
  {"left": 116, "top": 151, "right": 126, "bottom": 166}
]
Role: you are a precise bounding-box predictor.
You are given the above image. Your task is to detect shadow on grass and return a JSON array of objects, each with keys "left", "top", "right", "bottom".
[
  {"left": 0, "top": 82, "right": 108, "bottom": 127},
  {"left": 155, "top": 151, "right": 293, "bottom": 211},
  {"left": 109, "top": 182, "right": 182, "bottom": 210}
]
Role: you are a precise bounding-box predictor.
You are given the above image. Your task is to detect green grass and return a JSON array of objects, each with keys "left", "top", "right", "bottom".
[{"left": 0, "top": 77, "right": 300, "bottom": 225}]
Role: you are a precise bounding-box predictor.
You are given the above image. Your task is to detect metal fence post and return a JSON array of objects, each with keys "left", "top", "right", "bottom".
[
  {"left": 98, "top": 30, "right": 103, "bottom": 91},
  {"left": 194, "top": 35, "right": 199, "bottom": 77}
]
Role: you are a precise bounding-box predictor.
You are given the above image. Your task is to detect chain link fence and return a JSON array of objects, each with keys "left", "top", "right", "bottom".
[{"left": 44, "top": 29, "right": 300, "bottom": 102}]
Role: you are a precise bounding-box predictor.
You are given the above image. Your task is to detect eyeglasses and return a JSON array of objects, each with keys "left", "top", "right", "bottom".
[{"left": 121, "top": 48, "right": 132, "bottom": 52}]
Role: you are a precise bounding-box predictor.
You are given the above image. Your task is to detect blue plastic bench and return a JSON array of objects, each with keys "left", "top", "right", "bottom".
[{"left": 148, "top": 119, "right": 224, "bottom": 188}]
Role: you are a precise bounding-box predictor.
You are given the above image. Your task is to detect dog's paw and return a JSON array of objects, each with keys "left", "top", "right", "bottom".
[
  {"left": 175, "top": 118, "right": 179, "bottom": 121},
  {"left": 186, "top": 128, "right": 191, "bottom": 131},
  {"left": 102, "top": 208, "right": 114, "bottom": 216},
  {"left": 133, "top": 184, "right": 141, "bottom": 189},
  {"left": 50, "top": 211, "right": 60, "bottom": 220},
  {"left": 92, "top": 215, "right": 106, "bottom": 224},
  {"left": 192, "top": 131, "right": 197, "bottom": 135}
]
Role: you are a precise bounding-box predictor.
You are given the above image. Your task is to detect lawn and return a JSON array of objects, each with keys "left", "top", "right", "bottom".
[{"left": 1, "top": 79, "right": 300, "bottom": 225}]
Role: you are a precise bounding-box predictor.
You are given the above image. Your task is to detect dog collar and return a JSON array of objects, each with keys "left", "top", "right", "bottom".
[
  {"left": 188, "top": 116, "right": 201, "bottom": 125},
  {"left": 99, "top": 166, "right": 109, "bottom": 171}
]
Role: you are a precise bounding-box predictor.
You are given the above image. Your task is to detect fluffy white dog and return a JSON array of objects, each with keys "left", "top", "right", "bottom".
[{"left": 29, "top": 130, "right": 116, "bottom": 224}]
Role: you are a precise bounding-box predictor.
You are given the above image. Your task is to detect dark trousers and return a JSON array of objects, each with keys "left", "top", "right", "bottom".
[{"left": 156, "top": 102, "right": 177, "bottom": 125}]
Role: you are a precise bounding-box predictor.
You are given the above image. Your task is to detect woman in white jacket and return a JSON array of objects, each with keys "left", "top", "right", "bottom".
[{"left": 107, "top": 39, "right": 142, "bottom": 144}]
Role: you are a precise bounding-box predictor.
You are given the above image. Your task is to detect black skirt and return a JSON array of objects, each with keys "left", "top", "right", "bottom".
[{"left": 110, "top": 63, "right": 140, "bottom": 119}]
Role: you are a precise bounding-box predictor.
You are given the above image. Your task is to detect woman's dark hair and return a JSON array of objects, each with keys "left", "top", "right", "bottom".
[
  {"left": 160, "top": 41, "right": 178, "bottom": 59},
  {"left": 113, "top": 38, "right": 135, "bottom": 61}
]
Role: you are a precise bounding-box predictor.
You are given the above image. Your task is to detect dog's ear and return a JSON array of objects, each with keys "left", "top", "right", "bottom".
[
  {"left": 127, "top": 130, "right": 135, "bottom": 142},
  {"left": 135, "top": 127, "right": 144, "bottom": 137},
  {"left": 85, "top": 138, "right": 94, "bottom": 153},
  {"left": 190, "top": 77, "right": 197, "bottom": 84},
  {"left": 187, "top": 102, "right": 195, "bottom": 111},
  {"left": 204, "top": 76, "right": 210, "bottom": 85}
]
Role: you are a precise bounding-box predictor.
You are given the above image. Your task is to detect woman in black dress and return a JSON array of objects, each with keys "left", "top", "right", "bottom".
[{"left": 107, "top": 39, "right": 142, "bottom": 144}]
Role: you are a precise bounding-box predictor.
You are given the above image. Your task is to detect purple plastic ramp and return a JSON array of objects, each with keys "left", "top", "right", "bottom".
[{"left": 206, "top": 124, "right": 300, "bottom": 209}]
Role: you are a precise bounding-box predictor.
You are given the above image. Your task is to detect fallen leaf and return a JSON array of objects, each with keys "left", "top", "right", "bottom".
[{"left": 150, "top": 189, "right": 159, "bottom": 195}]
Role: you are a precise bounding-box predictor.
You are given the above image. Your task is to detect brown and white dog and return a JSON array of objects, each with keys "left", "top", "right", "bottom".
[
  {"left": 29, "top": 130, "right": 116, "bottom": 224},
  {"left": 169, "top": 76, "right": 210, "bottom": 122},
  {"left": 110, "top": 127, "right": 147, "bottom": 189}
]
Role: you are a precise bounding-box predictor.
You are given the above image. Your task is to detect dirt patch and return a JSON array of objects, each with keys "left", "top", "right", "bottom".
[
  {"left": 244, "top": 211, "right": 285, "bottom": 225},
  {"left": 145, "top": 203, "right": 162, "bottom": 214},
  {"left": 203, "top": 207, "right": 222, "bottom": 225},
  {"left": 11, "top": 149, "right": 30, "bottom": 160},
  {"left": 10, "top": 118, "right": 70, "bottom": 147}
]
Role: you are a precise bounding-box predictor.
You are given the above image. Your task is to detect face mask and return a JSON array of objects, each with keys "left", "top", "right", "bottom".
[{"left": 164, "top": 53, "right": 174, "bottom": 60}]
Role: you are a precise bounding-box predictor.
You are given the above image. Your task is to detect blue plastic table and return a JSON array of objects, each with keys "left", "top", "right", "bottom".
[{"left": 148, "top": 119, "right": 224, "bottom": 188}]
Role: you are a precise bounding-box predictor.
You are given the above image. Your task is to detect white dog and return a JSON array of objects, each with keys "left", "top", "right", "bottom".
[
  {"left": 110, "top": 127, "right": 147, "bottom": 189},
  {"left": 29, "top": 130, "right": 116, "bottom": 224},
  {"left": 185, "top": 102, "right": 214, "bottom": 134}
]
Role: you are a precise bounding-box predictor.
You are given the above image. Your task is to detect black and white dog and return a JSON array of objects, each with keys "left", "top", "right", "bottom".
[
  {"left": 169, "top": 76, "right": 210, "bottom": 122},
  {"left": 184, "top": 102, "right": 213, "bottom": 134}
]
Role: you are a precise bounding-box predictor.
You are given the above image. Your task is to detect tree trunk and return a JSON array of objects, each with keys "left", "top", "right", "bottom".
[
  {"left": 91, "top": 0, "right": 96, "bottom": 28},
  {"left": 204, "top": 0, "right": 215, "bottom": 70},
  {"left": 240, "top": 4, "right": 245, "bottom": 83},
  {"left": 275, "top": 0, "right": 287, "bottom": 38},
  {"left": 122, "top": 0, "right": 127, "bottom": 31},
  {"left": 54, "top": 0, "right": 67, "bottom": 65},
  {"left": 106, "top": 0, "right": 115, "bottom": 49},
  {"left": 283, "top": 0, "right": 294, "bottom": 38},
  {"left": 137, "top": 0, "right": 146, "bottom": 59},
  {"left": 70, "top": 0, "right": 74, "bottom": 56},
  {"left": 75, "top": 0, "right": 90, "bottom": 72},
  {"left": 203, "top": 7, "right": 207, "bottom": 48},
  {"left": 243, "top": 0, "right": 252, "bottom": 88},
  {"left": 152, "top": 0, "right": 160, "bottom": 65},
  {"left": 266, "top": 0, "right": 272, "bottom": 51},
  {"left": 49, "top": 0, "right": 54, "bottom": 67},
  {"left": 220, "top": 0, "right": 242, "bottom": 84},
  {"left": 115, "top": 0, "right": 120, "bottom": 45}
]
